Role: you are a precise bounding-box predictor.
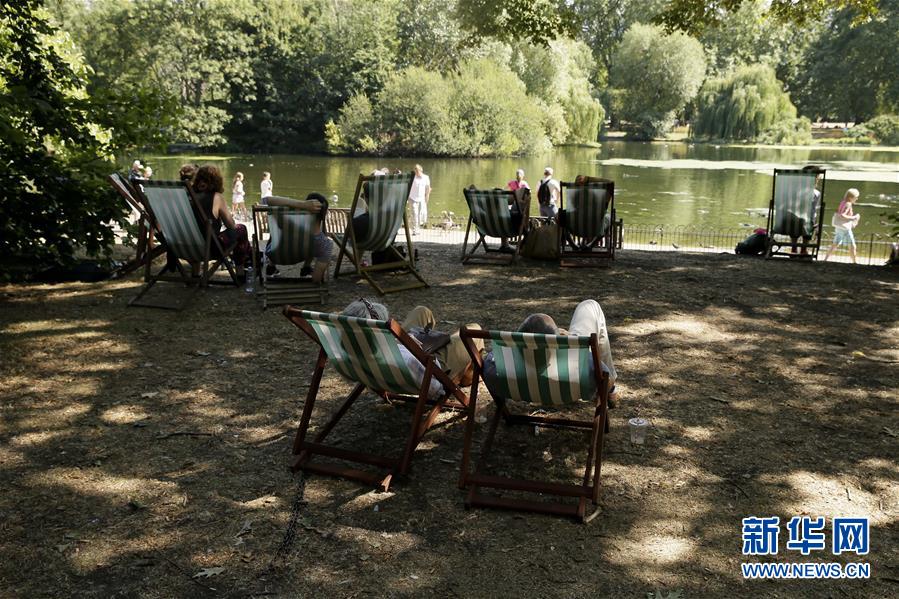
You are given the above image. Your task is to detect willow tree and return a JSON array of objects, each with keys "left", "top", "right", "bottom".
[{"left": 692, "top": 64, "right": 798, "bottom": 140}]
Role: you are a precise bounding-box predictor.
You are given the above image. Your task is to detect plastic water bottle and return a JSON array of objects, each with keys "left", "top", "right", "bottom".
[{"left": 244, "top": 266, "right": 255, "bottom": 294}]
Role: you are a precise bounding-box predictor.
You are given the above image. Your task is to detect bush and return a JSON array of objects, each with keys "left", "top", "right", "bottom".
[
  {"left": 328, "top": 59, "right": 550, "bottom": 156},
  {"left": 758, "top": 117, "right": 812, "bottom": 145},
  {"left": 693, "top": 65, "right": 799, "bottom": 141},
  {"left": 864, "top": 115, "right": 899, "bottom": 145}
]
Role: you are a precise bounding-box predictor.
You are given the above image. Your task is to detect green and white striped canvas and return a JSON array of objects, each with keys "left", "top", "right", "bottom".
[
  {"left": 772, "top": 171, "right": 820, "bottom": 238},
  {"left": 488, "top": 331, "right": 598, "bottom": 408},
  {"left": 463, "top": 189, "right": 517, "bottom": 238},
  {"left": 564, "top": 184, "right": 610, "bottom": 239},
  {"left": 356, "top": 173, "right": 413, "bottom": 252},
  {"left": 300, "top": 310, "right": 423, "bottom": 395},
  {"left": 267, "top": 208, "right": 316, "bottom": 265},
  {"left": 142, "top": 184, "right": 206, "bottom": 263}
]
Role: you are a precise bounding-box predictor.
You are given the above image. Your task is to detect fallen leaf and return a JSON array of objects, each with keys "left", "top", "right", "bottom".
[
  {"left": 236, "top": 520, "right": 253, "bottom": 537},
  {"left": 193, "top": 567, "right": 225, "bottom": 579},
  {"left": 140, "top": 392, "right": 158, "bottom": 399},
  {"left": 193, "top": 350, "right": 211, "bottom": 357},
  {"left": 883, "top": 427, "right": 898, "bottom": 438}
]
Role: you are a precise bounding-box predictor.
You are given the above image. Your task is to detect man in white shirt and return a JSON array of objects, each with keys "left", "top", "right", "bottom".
[
  {"left": 537, "top": 166, "right": 560, "bottom": 218},
  {"left": 408, "top": 164, "right": 431, "bottom": 235}
]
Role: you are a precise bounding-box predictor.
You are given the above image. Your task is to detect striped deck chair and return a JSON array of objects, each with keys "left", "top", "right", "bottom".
[
  {"left": 129, "top": 180, "right": 238, "bottom": 310},
  {"left": 333, "top": 173, "right": 427, "bottom": 294},
  {"left": 766, "top": 168, "right": 826, "bottom": 259},
  {"left": 108, "top": 173, "right": 166, "bottom": 277},
  {"left": 283, "top": 307, "right": 470, "bottom": 491},
  {"left": 461, "top": 187, "right": 530, "bottom": 265},
  {"left": 458, "top": 328, "right": 611, "bottom": 522},
  {"left": 558, "top": 178, "right": 616, "bottom": 267},
  {"left": 251, "top": 205, "right": 327, "bottom": 309}
]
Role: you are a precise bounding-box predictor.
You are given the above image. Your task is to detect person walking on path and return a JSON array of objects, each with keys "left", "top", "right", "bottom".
[
  {"left": 408, "top": 164, "right": 431, "bottom": 235},
  {"left": 260, "top": 172, "right": 273, "bottom": 202},
  {"left": 824, "top": 188, "right": 861, "bottom": 264},
  {"left": 231, "top": 172, "right": 247, "bottom": 220},
  {"left": 537, "top": 166, "right": 560, "bottom": 218}
]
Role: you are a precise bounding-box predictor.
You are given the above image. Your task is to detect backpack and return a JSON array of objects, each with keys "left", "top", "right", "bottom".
[
  {"left": 735, "top": 232, "right": 769, "bottom": 256},
  {"left": 537, "top": 180, "right": 551, "bottom": 206}
]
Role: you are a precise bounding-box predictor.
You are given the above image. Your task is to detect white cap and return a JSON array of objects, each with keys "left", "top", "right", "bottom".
[
  {"left": 544, "top": 167, "right": 553, "bottom": 176},
  {"left": 132, "top": 159, "right": 143, "bottom": 169}
]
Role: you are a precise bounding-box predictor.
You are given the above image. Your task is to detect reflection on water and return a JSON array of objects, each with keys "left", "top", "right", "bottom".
[{"left": 146, "top": 142, "right": 899, "bottom": 234}]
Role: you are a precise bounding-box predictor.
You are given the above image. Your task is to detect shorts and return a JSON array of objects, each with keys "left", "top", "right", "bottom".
[{"left": 833, "top": 227, "right": 856, "bottom": 247}]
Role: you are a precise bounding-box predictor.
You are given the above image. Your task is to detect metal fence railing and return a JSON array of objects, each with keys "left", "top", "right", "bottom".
[{"left": 245, "top": 208, "right": 896, "bottom": 267}]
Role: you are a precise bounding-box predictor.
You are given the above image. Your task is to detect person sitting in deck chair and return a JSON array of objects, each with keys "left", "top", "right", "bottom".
[
  {"left": 262, "top": 192, "right": 333, "bottom": 282},
  {"left": 786, "top": 165, "right": 823, "bottom": 255},
  {"left": 191, "top": 165, "right": 252, "bottom": 277},
  {"left": 481, "top": 299, "right": 620, "bottom": 407},
  {"left": 343, "top": 299, "right": 485, "bottom": 390}
]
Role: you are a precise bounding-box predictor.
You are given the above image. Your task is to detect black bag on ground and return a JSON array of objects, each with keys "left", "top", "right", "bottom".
[{"left": 735, "top": 232, "right": 769, "bottom": 255}]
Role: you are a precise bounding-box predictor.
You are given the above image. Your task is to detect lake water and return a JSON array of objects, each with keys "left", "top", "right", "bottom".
[{"left": 146, "top": 141, "right": 899, "bottom": 235}]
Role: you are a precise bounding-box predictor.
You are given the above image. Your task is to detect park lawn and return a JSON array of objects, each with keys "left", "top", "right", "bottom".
[{"left": 1, "top": 247, "right": 897, "bottom": 598}]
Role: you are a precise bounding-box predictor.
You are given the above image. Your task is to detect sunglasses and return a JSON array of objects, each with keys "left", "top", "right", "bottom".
[{"left": 360, "top": 297, "right": 380, "bottom": 320}]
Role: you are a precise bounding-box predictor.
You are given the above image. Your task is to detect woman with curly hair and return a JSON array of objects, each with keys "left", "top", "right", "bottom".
[{"left": 191, "top": 165, "right": 251, "bottom": 277}]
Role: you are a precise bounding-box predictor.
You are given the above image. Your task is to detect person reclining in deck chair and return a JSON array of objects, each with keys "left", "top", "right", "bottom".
[
  {"left": 342, "top": 299, "right": 485, "bottom": 395},
  {"left": 262, "top": 192, "right": 333, "bottom": 282},
  {"left": 481, "top": 299, "right": 620, "bottom": 407}
]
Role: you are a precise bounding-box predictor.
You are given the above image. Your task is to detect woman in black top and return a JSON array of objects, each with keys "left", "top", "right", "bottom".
[{"left": 192, "top": 165, "right": 251, "bottom": 275}]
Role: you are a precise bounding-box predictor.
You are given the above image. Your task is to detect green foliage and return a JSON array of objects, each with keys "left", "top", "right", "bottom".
[
  {"left": 693, "top": 65, "right": 799, "bottom": 141},
  {"left": 563, "top": 85, "right": 605, "bottom": 144},
  {"left": 794, "top": 0, "right": 899, "bottom": 121},
  {"left": 757, "top": 117, "right": 812, "bottom": 145},
  {"left": 455, "top": 0, "right": 575, "bottom": 46},
  {"left": 655, "top": 0, "right": 879, "bottom": 36},
  {"left": 569, "top": 0, "right": 666, "bottom": 85},
  {"left": 329, "top": 59, "right": 550, "bottom": 156},
  {"left": 396, "top": 0, "right": 468, "bottom": 72},
  {"left": 509, "top": 39, "right": 604, "bottom": 143},
  {"left": 864, "top": 115, "right": 899, "bottom": 145},
  {"left": 0, "top": 0, "right": 156, "bottom": 278},
  {"left": 611, "top": 23, "right": 706, "bottom": 138}
]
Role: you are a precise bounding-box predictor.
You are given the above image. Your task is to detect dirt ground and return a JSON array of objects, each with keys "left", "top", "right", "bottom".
[{"left": 1, "top": 246, "right": 897, "bottom": 598}]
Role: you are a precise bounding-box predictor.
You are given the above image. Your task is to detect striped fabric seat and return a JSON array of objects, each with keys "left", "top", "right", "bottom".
[
  {"left": 772, "top": 171, "right": 820, "bottom": 238},
  {"left": 564, "top": 185, "right": 610, "bottom": 239},
  {"left": 355, "top": 174, "right": 412, "bottom": 252},
  {"left": 300, "top": 310, "right": 422, "bottom": 395},
  {"left": 266, "top": 207, "right": 317, "bottom": 265},
  {"left": 464, "top": 188, "right": 517, "bottom": 238},
  {"left": 488, "top": 331, "right": 597, "bottom": 408},
  {"left": 141, "top": 185, "right": 206, "bottom": 263}
]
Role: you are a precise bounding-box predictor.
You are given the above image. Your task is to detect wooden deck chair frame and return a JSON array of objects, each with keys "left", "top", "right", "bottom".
[
  {"left": 283, "top": 307, "right": 470, "bottom": 491},
  {"left": 558, "top": 178, "right": 616, "bottom": 267},
  {"left": 765, "top": 168, "right": 827, "bottom": 260},
  {"left": 251, "top": 204, "right": 327, "bottom": 309},
  {"left": 333, "top": 173, "right": 427, "bottom": 294},
  {"left": 108, "top": 173, "right": 166, "bottom": 277},
  {"left": 460, "top": 187, "right": 530, "bottom": 265},
  {"left": 458, "top": 327, "right": 610, "bottom": 522},
  {"left": 129, "top": 180, "right": 239, "bottom": 310}
]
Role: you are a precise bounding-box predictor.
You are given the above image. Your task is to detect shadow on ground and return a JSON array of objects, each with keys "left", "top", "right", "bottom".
[{"left": 1, "top": 245, "right": 897, "bottom": 597}]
